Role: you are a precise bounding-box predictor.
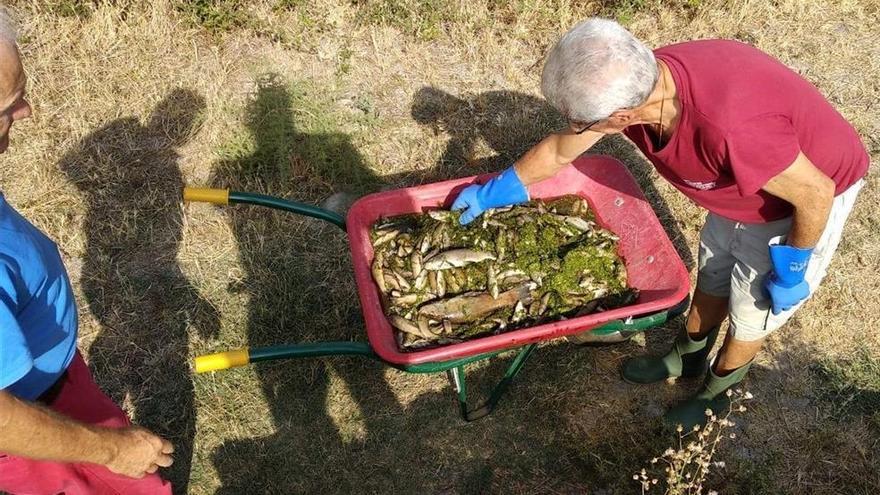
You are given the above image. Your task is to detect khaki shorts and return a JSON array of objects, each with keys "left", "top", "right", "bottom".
[{"left": 696, "top": 179, "right": 864, "bottom": 341}]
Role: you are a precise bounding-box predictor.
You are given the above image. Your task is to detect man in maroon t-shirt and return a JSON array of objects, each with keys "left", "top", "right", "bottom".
[{"left": 450, "top": 18, "right": 868, "bottom": 428}]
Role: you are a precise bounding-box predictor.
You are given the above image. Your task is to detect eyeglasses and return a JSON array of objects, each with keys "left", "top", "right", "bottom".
[{"left": 569, "top": 119, "right": 601, "bottom": 135}]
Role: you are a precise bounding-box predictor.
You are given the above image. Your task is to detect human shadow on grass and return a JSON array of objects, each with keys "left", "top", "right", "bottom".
[
  {"left": 207, "top": 74, "right": 409, "bottom": 494},
  {"left": 59, "top": 89, "right": 219, "bottom": 494}
]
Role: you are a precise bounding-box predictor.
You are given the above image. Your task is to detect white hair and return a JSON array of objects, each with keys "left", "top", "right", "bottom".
[
  {"left": 0, "top": 8, "right": 17, "bottom": 45},
  {"left": 541, "top": 18, "right": 658, "bottom": 123}
]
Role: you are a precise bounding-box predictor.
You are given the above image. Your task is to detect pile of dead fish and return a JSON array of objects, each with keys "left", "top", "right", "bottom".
[{"left": 369, "top": 195, "right": 636, "bottom": 350}]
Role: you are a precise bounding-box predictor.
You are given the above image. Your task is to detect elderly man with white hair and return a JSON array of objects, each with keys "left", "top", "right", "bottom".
[
  {"left": 0, "top": 13, "right": 174, "bottom": 494},
  {"left": 452, "top": 18, "right": 868, "bottom": 428}
]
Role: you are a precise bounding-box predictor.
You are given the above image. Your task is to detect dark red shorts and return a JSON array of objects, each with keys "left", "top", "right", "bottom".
[{"left": 0, "top": 352, "right": 172, "bottom": 495}]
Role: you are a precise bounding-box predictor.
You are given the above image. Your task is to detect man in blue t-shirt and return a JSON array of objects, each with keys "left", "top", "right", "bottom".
[{"left": 0, "top": 15, "right": 173, "bottom": 494}]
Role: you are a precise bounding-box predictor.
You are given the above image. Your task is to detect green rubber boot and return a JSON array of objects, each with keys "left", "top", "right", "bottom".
[
  {"left": 664, "top": 359, "right": 753, "bottom": 430},
  {"left": 621, "top": 326, "right": 720, "bottom": 384}
]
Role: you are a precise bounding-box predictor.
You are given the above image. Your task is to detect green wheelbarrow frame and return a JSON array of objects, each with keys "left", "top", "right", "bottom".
[{"left": 185, "top": 187, "right": 689, "bottom": 422}]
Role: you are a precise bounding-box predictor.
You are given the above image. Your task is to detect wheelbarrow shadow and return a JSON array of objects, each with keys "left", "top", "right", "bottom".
[{"left": 58, "top": 88, "right": 219, "bottom": 494}]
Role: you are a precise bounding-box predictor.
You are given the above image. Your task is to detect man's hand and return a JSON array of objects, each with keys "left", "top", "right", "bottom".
[
  {"left": 451, "top": 166, "right": 529, "bottom": 224},
  {"left": 104, "top": 427, "right": 174, "bottom": 479},
  {"left": 760, "top": 152, "right": 834, "bottom": 315},
  {"left": 764, "top": 277, "right": 809, "bottom": 315}
]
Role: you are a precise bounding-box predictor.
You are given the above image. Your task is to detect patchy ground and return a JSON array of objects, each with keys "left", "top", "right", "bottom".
[{"left": 4, "top": 0, "right": 879, "bottom": 493}]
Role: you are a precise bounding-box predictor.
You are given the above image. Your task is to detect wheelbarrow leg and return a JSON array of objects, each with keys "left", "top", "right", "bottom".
[{"left": 446, "top": 344, "right": 537, "bottom": 422}]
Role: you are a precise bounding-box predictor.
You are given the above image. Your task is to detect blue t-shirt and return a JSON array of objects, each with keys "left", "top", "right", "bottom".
[{"left": 0, "top": 193, "right": 78, "bottom": 400}]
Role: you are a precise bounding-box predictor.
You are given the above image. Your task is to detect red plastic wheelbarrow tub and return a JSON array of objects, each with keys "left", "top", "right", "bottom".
[{"left": 346, "top": 155, "right": 691, "bottom": 366}]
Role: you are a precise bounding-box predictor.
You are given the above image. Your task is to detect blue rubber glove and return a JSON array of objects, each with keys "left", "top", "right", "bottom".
[
  {"left": 451, "top": 166, "right": 529, "bottom": 225},
  {"left": 763, "top": 244, "right": 813, "bottom": 315}
]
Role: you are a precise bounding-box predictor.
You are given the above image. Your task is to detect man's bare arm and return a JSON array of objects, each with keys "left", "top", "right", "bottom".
[
  {"left": 761, "top": 152, "right": 836, "bottom": 248},
  {"left": 513, "top": 129, "right": 605, "bottom": 185},
  {"left": 0, "top": 389, "right": 173, "bottom": 478}
]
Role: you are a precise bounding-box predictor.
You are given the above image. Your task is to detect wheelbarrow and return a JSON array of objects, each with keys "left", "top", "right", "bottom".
[{"left": 185, "top": 155, "right": 691, "bottom": 421}]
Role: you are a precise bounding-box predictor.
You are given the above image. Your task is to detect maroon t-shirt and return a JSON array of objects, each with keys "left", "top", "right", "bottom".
[{"left": 624, "top": 39, "right": 869, "bottom": 223}]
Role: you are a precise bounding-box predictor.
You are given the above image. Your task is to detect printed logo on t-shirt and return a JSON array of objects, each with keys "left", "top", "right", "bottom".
[{"left": 683, "top": 179, "right": 717, "bottom": 190}]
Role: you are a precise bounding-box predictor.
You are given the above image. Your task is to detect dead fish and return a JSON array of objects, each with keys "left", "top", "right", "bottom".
[
  {"left": 418, "top": 316, "right": 434, "bottom": 337},
  {"left": 436, "top": 269, "right": 447, "bottom": 297},
  {"left": 430, "top": 224, "right": 447, "bottom": 248},
  {"left": 537, "top": 292, "right": 551, "bottom": 314},
  {"left": 371, "top": 251, "right": 386, "bottom": 292},
  {"left": 384, "top": 273, "right": 401, "bottom": 292},
  {"left": 373, "top": 229, "right": 399, "bottom": 246},
  {"left": 486, "top": 219, "right": 507, "bottom": 229},
  {"left": 560, "top": 215, "right": 594, "bottom": 232},
  {"left": 413, "top": 269, "right": 428, "bottom": 291},
  {"left": 428, "top": 210, "right": 456, "bottom": 222},
  {"left": 428, "top": 271, "right": 438, "bottom": 293},
  {"left": 419, "top": 235, "right": 432, "bottom": 254},
  {"left": 498, "top": 268, "right": 526, "bottom": 279},
  {"left": 445, "top": 270, "right": 460, "bottom": 293},
  {"left": 442, "top": 319, "right": 453, "bottom": 334},
  {"left": 572, "top": 300, "right": 601, "bottom": 317},
  {"left": 390, "top": 255, "right": 405, "bottom": 270},
  {"left": 528, "top": 300, "right": 541, "bottom": 316},
  {"left": 392, "top": 293, "right": 422, "bottom": 306},
  {"left": 418, "top": 283, "right": 535, "bottom": 323},
  {"left": 440, "top": 228, "right": 452, "bottom": 248},
  {"left": 390, "top": 315, "right": 432, "bottom": 338},
  {"left": 424, "top": 249, "right": 496, "bottom": 270},
  {"left": 531, "top": 270, "right": 544, "bottom": 286},
  {"left": 511, "top": 300, "right": 526, "bottom": 322},
  {"left": 410, "top": 251, "right": 423, "bottom": 278},
  {"left": 501, "top": 273, "right": 530, "bottom": 287},
  {"left": 487, "top": 262, "right": 499, "bottom": 299},
  {"left": 393, "top": 271, "right": 411, "bottom": 291}
]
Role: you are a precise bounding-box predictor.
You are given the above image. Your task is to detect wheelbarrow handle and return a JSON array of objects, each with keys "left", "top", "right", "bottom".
[
  {"left": 194, "top": 348, "right": 250, "bottom": 373},
  {"left": 183, "top": 187, "right": 346, "bottom": 230},
  {"left": 184, "top": 187, "right": 230, "bottom": 205},
  {"left": 589, "top": 295, "right": 691, "bottom": 336},
  {"left": 193, "top": 342, "right": 379, "bottom": 373}
]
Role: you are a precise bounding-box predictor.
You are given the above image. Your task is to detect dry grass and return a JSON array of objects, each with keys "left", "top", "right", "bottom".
[{"left": 3, "top": 0, "right": 878, "bottom": 493}]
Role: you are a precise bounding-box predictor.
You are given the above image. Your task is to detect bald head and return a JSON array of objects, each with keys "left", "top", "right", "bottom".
[
  {"left": 0, "top": 41, "right": 24, "bottom": 100},
  {"left": 0, "top": 10, "right": 30, "bottom": 153},
  {"left": 0, "top": 6, "right": 19, "bottom": 96}
]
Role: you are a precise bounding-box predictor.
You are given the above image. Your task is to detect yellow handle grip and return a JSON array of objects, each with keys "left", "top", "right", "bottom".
[
  {"left": 194, "top": 348, "right": 250, "bottom": 373},
  {"left": 184, "top": 187, "right": 230, "bottom": 205}
]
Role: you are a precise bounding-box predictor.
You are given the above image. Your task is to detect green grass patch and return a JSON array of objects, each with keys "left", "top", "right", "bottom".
[
  {"left": 173, "top": 0, "right": 251, "bottom": 33},
  {"left": 11, "top": 0, "right": 97, "bottom": 18},
  {"left": 811, "top": 349, "right": 880, "bottom": 423},
  {"left": 171, "top": 0, "right": 305, "bottom": 43},
  {"left": 353, "top": 0, "right": 463, "bottom": 40},
  {"left": 595, "top": 0, "right": 703, "bottom": 25},
  {"left": 713, "top": 453, "right": 782, "bottom": 494}
]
